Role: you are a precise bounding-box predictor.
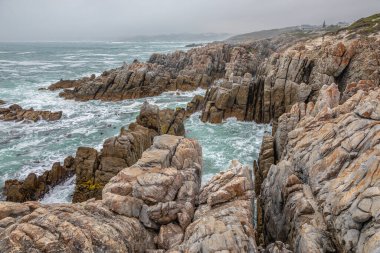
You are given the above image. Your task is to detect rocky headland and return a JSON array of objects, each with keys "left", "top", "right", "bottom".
[
  {"left": 1, "top": 13, "right": 380, "bottom": 253},
  {"left": 200, "top": 34, "right": 379, "bottom": 128},
  {"left": 47, "top": 34, "right": 302, "bottom": 102}
]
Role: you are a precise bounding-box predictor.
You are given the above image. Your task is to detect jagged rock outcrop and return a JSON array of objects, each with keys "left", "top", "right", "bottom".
[
  {"left": 254, "top": 135, "right": 275, "bottom": 245},
  {"left": 170, "top": 160, "right": 257, "bottom": 252},
  {"left": 200, "top": 36, "right": 380, "bottom": 125},
  {"left": 48, "top": 41, "right": 276, "bottom": 101},
  {"left": 0, "top": 136, "right": 259, "bottom": 252},
  {"left": 48, "top": 75, "right": 96, "bottom": 91},
  {"left": 72, "top": 102, "right": 186, "bottom": 202},
  {"left": 4, "top": 157, "right": 74, "bottom": 202},
  {"left": 260, "top": 83, "right": 380, "bottom": 252},
  {"left": 3, "top": 102, "right": 186, "bottom": 203},
  {"left": 201, "top": 73, "right": 254, "bottom": 123},
  {"left": 185, "top": 95, "right": 204, "bottom": 116},
  {"left": 0, "top": 104, "right": 62, "bottom": 122},
  {"left": 103, "top": 134, "right": 202, "bottom": 239}
]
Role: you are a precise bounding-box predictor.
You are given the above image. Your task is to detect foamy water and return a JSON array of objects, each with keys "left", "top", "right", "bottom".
[{"left": 0, "top": 42, "right": 269, "bottom": 203}]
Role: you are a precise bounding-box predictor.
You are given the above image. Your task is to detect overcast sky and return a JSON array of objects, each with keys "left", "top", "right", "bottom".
[{"left": 0, "top": 0, "right": 378, "bottom": 41}]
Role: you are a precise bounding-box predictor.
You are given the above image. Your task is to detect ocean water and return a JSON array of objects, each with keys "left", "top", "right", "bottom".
[{"left": 0, "top": 42, "right": 270, "bottom": 203}]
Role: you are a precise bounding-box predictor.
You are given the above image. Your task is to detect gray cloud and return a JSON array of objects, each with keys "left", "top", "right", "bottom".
[{"left": 0, "top": 0, "right": 378, "bottom": 41}]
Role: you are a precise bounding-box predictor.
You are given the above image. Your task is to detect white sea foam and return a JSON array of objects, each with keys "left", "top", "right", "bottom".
[
  {"left": 40, "top": 176, "right": 76, "bottom": 204},
  {"left": 17, "top": 51, "right": 34, "bottom": 55}
]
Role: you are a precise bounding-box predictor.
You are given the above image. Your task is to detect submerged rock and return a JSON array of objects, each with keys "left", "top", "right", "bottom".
[{"left": 0, "top": 104, "right": 62, "bottom": 122}]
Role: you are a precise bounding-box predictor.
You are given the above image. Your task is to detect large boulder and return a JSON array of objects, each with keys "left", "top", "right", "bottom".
[
  {"left": 170, "top": 160, "right": 257, "bottom": 252},
  {"left": 72, "top": 102, "right": 186, "bottom": 202}
]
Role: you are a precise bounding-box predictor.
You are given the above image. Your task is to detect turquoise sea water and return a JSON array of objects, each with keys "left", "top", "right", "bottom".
[{"left": 0, "top": 42, "right": 269, "bottom": 203}]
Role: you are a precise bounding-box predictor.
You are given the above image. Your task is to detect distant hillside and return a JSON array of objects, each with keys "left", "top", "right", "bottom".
[
  {"left": 225, "top": 26, "right": 301, "bottom": 43},
  {"left": 345, "top": 13, "right": 380, "bottom": 35},
  {"left": 122, "top": 33, "right": 231, "bottom": 42},
  {"left": 225, "top": 21, "right": 351, "bottom": 43}
]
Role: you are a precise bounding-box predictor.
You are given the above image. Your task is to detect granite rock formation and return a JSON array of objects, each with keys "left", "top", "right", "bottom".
[
  {"left": 48, "top": 41, "right": 278, "bottom": 101},
  {"left": 200, "top": 36, "right": 380, "bottom": 125},
  {"left": 258, "top": 83, "right": 380, "bottom": 252},
  {"left": 185, "top": 95, "right": 204, "bottom": 117},
  {"left": 254, "top": 135, "right": 274, "bottom": 245},
  {"left": 72, "top": 102, "right": 186, "bottom": 202},
  {"left": 3, "top": 102, "right": 186, "bottom": 203},
  {"left": 0, "top": 136, "right": 259, "bottom": 252},
  {"left": 0, "top": 104, "right": 62, "bottom": 122},
  {"left": 4, "top": 157, "right": 74, "bottom": 202},
  {"left": 170, "top": 160, "right": 257, "bottom": 252}
]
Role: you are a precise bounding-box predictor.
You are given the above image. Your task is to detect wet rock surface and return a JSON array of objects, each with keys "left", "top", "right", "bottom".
[{"left": 0, "top": 104, "right": 62, "bottom": 122}]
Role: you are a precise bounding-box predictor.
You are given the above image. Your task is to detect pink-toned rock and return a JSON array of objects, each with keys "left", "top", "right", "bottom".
[{"left": 261, "top": 85, "right": 380, "bottom": 252}]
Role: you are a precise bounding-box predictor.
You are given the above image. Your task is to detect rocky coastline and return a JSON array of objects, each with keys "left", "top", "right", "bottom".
[
  {"left": 1, "top": 14, "right": 380, "bottom": 252},
  {"left": 0, "top": 103, "right": 62, "bottom": 122},
  {"left": 3, "top": 102, "right": 186, "bottom": 203},
  {"left": 0, "top": 135, "right": 258, "bottom": 252}
]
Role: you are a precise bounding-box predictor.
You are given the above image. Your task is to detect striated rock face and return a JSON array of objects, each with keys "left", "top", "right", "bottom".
[
  {"left": 260, "top": 83, "right": 380, "bottom": 252},
  {"left": 200, "top": 36, "right": 380, "bottom": 124},
  {"left": 0, "top": 104, "right": 62, "bottom": 122},
  {"left": 47, "top": 75, "right": 95, "bottom": 91},
  {"left": 171, "top": 160, "right": 257, "bottom": 252},
  {"left": 254, "top": 135, "right": 275, "bottom": 245},
  {"left": 48, "top": 42, "right": 274, "bottom": 101},
  {"left": 201, "top": 73, "right": 254, "bottom": 123},
  {"left": 0, "top": 136, "right": 258, "bottom": 252},
  {"left": 3, "top": 102, "right": 186, "bottom": 203},
  {"left": 103, "top": 134, "right": 202, "bottom": 236},
  {"left": 0, "top": 201, "right": 155, "bottom": 252}
]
